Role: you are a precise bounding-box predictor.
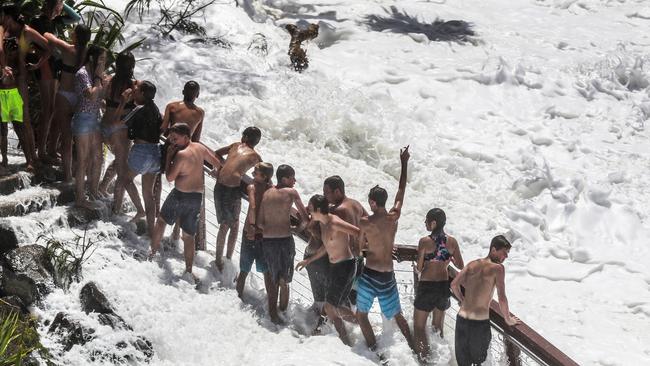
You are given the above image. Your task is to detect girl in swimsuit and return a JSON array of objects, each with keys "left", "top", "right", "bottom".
[
  {"left": 1, "top": 4, "right": 51, "bottom": 172},
  {"left": 97, "top": 51, "right": 145, "bottom": 220},
  {"left": 413, "top": 208, "right": 464, "bottom": 361},
  {"left": 72, "top": 45, "right": 106, "bottom": 208},
  {"left": 32, "top": 0, "right": 81, "bottom": 165},
  {"left": 44, "top": 24, "right": 91, "bottom": 181}
]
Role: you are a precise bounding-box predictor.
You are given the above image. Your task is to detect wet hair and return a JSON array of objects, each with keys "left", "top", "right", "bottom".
[
  {"left": 242, "top": 126, "right": 261, "bottom": 147},
  {"left": 324, "top": 175, "right": 345, "bottom": 195},
  {"left": 140, "top": 80, "right": 157, "bottom": 101},
  {"left": 110, "top": 51, "right": 136, "bottom": 101},
  {"left": 368, "top": 185, "right": 388, "bottom": 207},
  {"left": 183, "top": 80, "right": 200, "bottom": 101},
  {"left": 426, "top": 208, "right": 446, "bottom": 235},
  {"left": 169, "top": 122, "right": 191, "bottom": 137},
  {"left": 490, "top": 235, "right": 512, "bottom": 252},
  {"left": 309, "top": 194, "right": 329, "bottom": 214},
  {"left": 73, "top": 24, "right": 91, "bottom": 70},
  {"left": 84, "top": 44, "right": 106, "bottom": 76},
  {"left": 276, "top": 164, "right": 295, "bottom": 182},
  {"left": 255, "top": 162, "right": 274, "bottom": 182},
  {"left": 1, "top": 3, "right": 23, "bottom": 25}
]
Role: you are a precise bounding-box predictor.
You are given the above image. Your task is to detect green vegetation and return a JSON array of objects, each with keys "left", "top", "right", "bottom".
[
  {"left": 0, "top": 306, "right": 50, "bottom": 366},
  {"left": 38, "top": 229, "right": 100, "bottom": 291}
]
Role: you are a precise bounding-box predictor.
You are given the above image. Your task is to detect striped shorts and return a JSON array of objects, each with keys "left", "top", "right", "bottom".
[{"left": 356, "top": 266, "right": 402, "bottom": 319}]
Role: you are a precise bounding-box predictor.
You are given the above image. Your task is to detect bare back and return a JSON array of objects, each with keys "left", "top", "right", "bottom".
[
  {"left": 458, "top": 259, "right": 499, "bottom": 320},
  {"left": 258, "top": 187, "right": 295, "bottom": 238},
  {"left": 418, "top": 235, "right": 460, "bottom": 282},
  {"left": 361, "top": 211, "right": 398, "bottom": 272},
  {"left": 218, "top": 142, "right": 260, "bottom": 187},
  {"left": 166, "top": 101, "right": 204, "bottom": 141},
  {"left": 332, "top": 197, "right": 367, "bottom": 256}
]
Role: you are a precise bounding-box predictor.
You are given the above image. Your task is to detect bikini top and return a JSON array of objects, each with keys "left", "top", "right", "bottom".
[{"left": 424, "top": 232, "right": 451, "bottom": 262}]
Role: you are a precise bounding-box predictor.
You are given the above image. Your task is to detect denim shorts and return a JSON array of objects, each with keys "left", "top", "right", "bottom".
[
  {"left": 127, "top": 143, "right": 161, "bottom": 174},
  {"left": 71, "top": 112, "right": 100, "bottom": 136}
]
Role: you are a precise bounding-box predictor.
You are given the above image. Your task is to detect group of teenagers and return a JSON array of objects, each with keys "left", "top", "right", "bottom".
[
  {"left": 1, "top": 2, "right": 521, "bottom": 365},
  {"left": 172, "top": 125, "right": 521, "bottom": 365}
]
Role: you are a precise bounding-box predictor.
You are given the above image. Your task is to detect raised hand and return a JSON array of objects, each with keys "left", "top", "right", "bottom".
[{"left": 400, "top": 145, "right": 410, "bottom": 164}]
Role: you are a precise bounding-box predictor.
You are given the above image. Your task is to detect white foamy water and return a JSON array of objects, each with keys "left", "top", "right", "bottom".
[{"left": 23, "top": 0, "right": 650, "bottom": 365}]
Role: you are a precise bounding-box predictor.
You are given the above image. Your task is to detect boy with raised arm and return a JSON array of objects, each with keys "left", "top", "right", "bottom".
[
  {"left": 149, "top": 123, "right": 222, "bottom": 280},
  {"left": 296, "top": 194, "right": 361, "bottom": 346},
  {"left": 257, "top": 164, "right": 308, "bottom": 324},
  {"left": 235, "top": 162, "right": 274, "bottom": 299},
  {"left": 451, "top": 235, "right": 520, "bottom": 366},
  {"left": 213, "top": 127, "right": 262, "bottom": 271},
  {"left": 355, "top": 147, "right": 414, "bottom": 353}
]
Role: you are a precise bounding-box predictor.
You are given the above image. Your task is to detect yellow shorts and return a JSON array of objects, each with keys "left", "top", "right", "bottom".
[{"left": 0, "top": 88, "right": 23, "bottom": 123}]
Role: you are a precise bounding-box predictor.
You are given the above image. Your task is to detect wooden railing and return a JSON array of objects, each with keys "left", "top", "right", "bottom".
[{"left": 176, "top": 143, "right": 579, "bottom": 366}]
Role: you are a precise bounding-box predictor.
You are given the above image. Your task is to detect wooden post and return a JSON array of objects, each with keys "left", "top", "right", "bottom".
[{"left": 195, "top": 179, "right": 206, "bottom": 251}]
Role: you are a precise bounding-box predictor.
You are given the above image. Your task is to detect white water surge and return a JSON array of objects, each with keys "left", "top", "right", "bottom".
[{"left": 22, "top": 0, "right": 650, "bottom": 364}]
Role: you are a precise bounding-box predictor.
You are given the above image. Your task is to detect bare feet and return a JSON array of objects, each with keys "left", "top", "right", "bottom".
[
  {"left": 24, "top": 163, "right": 35, "bottom": 173},
  {"left": 270, "top": 314, "right": 285, "bottom": 325},
  {"left": 129, "top": 210, "right": 145, "bottom": 223}
]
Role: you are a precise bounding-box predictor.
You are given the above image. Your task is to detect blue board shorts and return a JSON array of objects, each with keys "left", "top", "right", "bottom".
[
  {"left": 213, "top": 182, "right": 242, "bottom": 224},
  {"left": 128, "top": 143, "right": 161, "bottom": 174},
  {"left": 240, "top": 231, "right": 267, "bottom": 273},
  {"left": 356, "top": 266, "right": 402, "bottom": 319}
]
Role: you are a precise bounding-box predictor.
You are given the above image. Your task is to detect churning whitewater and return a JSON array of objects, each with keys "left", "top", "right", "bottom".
[{"left": 7, "top": 0, "right": 649, "bottom": 365}]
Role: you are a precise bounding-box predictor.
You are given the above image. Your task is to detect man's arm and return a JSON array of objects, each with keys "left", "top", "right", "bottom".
[
  {"left": 391, "top": 146, "right": 410, "bottom": 216},
  {"left": 449, "top": 237, "right": 465, "bottom": 269},
  {"left": 165, "top": 147, "right": 184, "bottom": 182},
  {"left": 191, "top": 114, "right": 203, "bottom": 142},
  {"left": 161, "top": 103, "right": 173, "bottom": 135},
  {"left": 291, "top": 189, "right": 309, "bottom": 224},
  {"left": 296, "top": 245, "right": 327, "bottom": 271},
  {"left": 332, "top": 216, "right": 360, "bottom": 237},
  {"left": 202, "top": 144, "right": 223, "bottom": 172},
  {"left": 256, "top": 194, "right": 267, "bottom": 231},
  {"left": 450, "top": 264, "right": 468, "bottom": 303},
  {"left": 358, "top": 219, "right": 368, "bottom": 252},
  {"left": 214, "top": 143, "right": 233, "bottom": 160},
  {"left": 495, "top": 264, "right": 519, "bottom": 326},
  {"left": 245, "top": 184, "right": 257, "bottom": 233}
]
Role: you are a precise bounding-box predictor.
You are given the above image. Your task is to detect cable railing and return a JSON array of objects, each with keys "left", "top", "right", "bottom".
[{"left": 149, "top": 137, "right": 580, "bottom": 366}]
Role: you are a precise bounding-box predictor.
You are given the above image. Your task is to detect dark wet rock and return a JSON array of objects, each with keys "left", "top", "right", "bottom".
[
  {"left": 0, "top": 221, "right": 19, "bottom": 253},
  {"left": 80, "top": 282, "right": 113, "bottom": 314},
  {"left": 48, "top": 312, "right": 96, "bottom": 351},
  {"left": 67, "top": 207, "right": 103, "bottom": 227},
  {"left": 1, "top": 295, "right": 28, "bottom": 314},
  {"left": 2, "top": 244, "right": 55, "bottom": 304},
  {"left": 1, "top": 258, "right": 39, "bottom": 305}
]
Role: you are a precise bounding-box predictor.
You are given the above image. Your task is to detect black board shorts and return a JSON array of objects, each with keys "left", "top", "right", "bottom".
[
  {"left": 326, "top": 258, "right": 356, "bottom": 307},
  {"left": 414, "top": 280, "right": 451, "bottom": 312},
  {"left": 213, "top": 182, "right": 241, "bottom": 224},
  {"left": 304, "top": 252, "right": 329, "bottom": 303},
  {"left": 455, "top": 315, "right": 491, "bottom": 366},
  {"left": 160, "top": 189, "right": 202, "bottom": 235},
  {"left": 262, "top": 237, "right": 295, "bottom": 284}
]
